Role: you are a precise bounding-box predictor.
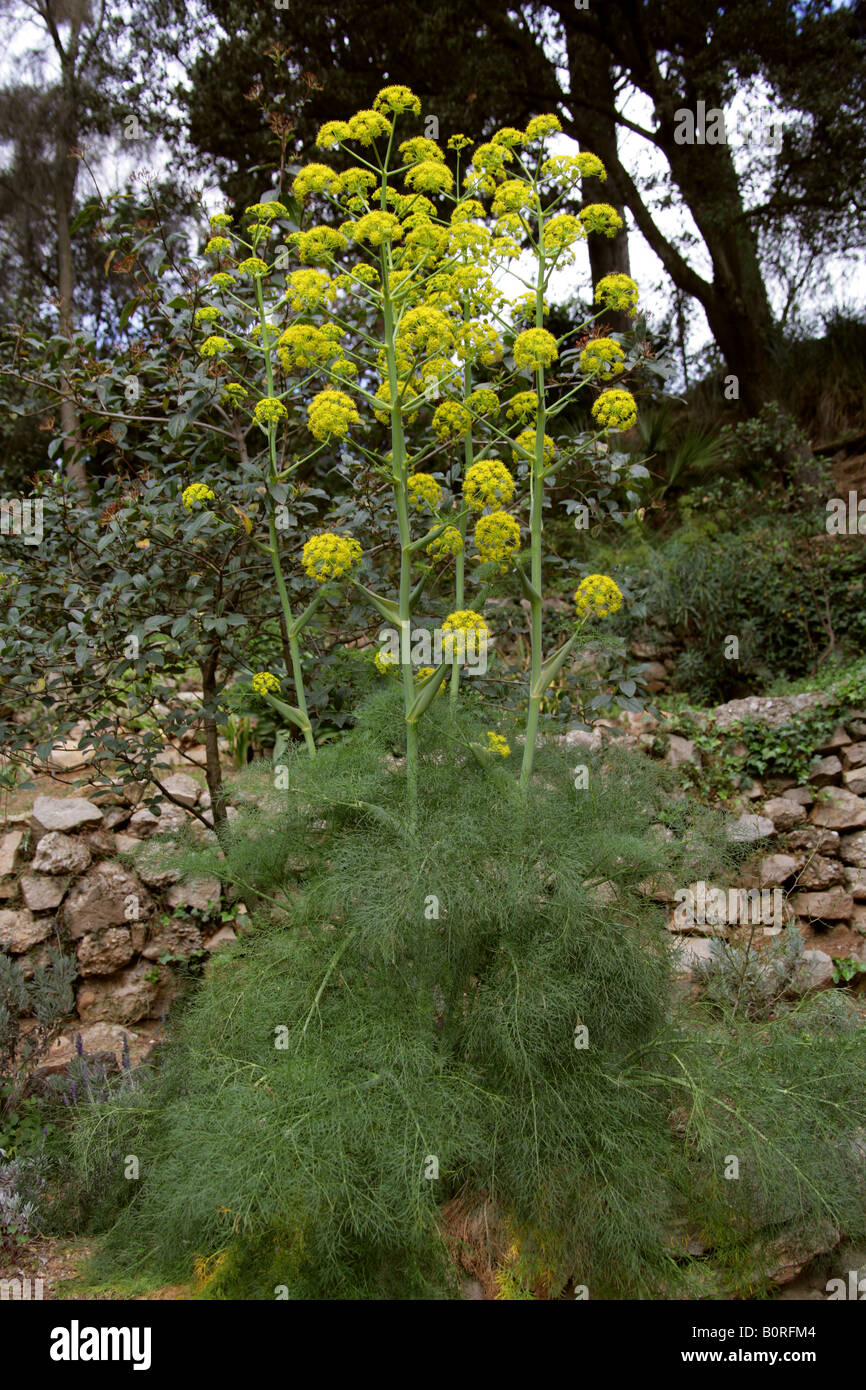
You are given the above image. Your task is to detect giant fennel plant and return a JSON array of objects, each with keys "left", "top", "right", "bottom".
[{"left": 70, "top": 89, "right": 866, "bottom": 1302}]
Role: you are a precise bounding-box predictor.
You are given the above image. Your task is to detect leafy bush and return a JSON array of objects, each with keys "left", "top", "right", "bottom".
[{"left": 622, "top": 517, "right": 866, "bottom": 702}]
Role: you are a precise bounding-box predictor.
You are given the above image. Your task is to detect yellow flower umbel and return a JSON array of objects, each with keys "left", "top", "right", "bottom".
[
  {"left": 505, "top": 391, "right": 537, "bottom": 422},
  {"left": 591, "top": 388, "right": 637, "bottom": 432},
  {"left": 464, "top": 459, "right": 515, "bottom": 512},
  {"left": 199, "top": 335, "right": 231, "bottom": 358},
  {"left": 579, "top": 203, "right": 623, "bottom": 237},
  {"left": 278, "top": 324, "right": 343, "bottom": 372},
  {"left": 474, "top": 512, "right": 521, "bottom": 572},
  {"left": 574, "top": 573, "right": 623, "bottom": 620},
  {"left": 406, "top": 473, "right": 442, "bottom": 511},
  {"left": 253, "top": 397, "right": 287, "bottom": 429},
  {"left": 485, "top": 731, "right": 510, "bottom": 757},
  {"left": 432, "top": 401, "right": 472, "bottom": 441},
  {"left": 580, "top": 338, "right": 626, "bottom": 379},
  {"left": 426, "top": 526, "right": 463, "bottom": 562},
  {"left": 181, "top": 483, "right": 215, "bottom": 510},
  {"left": 514, "top": 429, "right": 555, "bottom": 466},
  {"left": 251, "top": 671, "right": 281, "bottom": 696},
  {"left": 302, "top": 533, "right": 363, "bottom": 583},
  {"left": 468, "top": 388, "right": 499, "bottom": 418},
  {"left": 441, "top": 609, "right": 490, "bottom": 662},
  {"left": 594, "top": 273, "right": 640, "bottom": 316},
  {"left": 285, "top": 269, "right": 332, "bottom": 313},
  {"left": 513, "top": 327, "right": 558, "bottom": 372},
  {"left": 307, "top": 390, "right": 360, "bottom": 442},
  {"left": 238, "top": 256, "right": 269, "bottom": 278},
  {"left": 374, "top": 85, "right": 422, "bottom": 116},
  {"left": 374, "top": 649, "right": 398, "bottom": 676},
  {"left": 245, "top": 201, "right": 288, "bottom": 222}
]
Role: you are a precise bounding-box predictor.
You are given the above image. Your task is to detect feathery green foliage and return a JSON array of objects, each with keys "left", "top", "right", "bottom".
[{"left": 72, "top": 696, "right": 866, "bottom": 1298}]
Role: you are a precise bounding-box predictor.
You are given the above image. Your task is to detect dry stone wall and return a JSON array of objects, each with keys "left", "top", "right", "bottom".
[{"left": 0, "top": 772, "right": 240, "bottom": 1034}]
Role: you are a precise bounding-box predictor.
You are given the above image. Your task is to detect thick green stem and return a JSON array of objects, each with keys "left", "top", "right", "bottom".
[
  {"left": 519, "top": 231, "right": 548, "bottom": 791},
  {"left": 381, "top": 245, "right": 418, "bottom": 831},
  {"left": 256, "top": 279, "right": 315, "bottom": 757},
  {"left": 450, "top": 352, "right": 473, "bottom": 716}
]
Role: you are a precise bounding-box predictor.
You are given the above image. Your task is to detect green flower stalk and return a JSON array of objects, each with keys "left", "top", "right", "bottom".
[{"left": 254, "top": 276, "right": 317, "bottom": 759}]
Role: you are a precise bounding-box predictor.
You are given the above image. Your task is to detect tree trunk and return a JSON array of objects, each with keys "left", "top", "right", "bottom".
[
  {"left": 54, "top": 165, "right": 86, "bottom": 490},
  {"left": 653, "top": 86, "right": 781, "bottom": 413},
  {"left": 566, "top": 32, "right": 633, "bottom": 334},
  {"left": 200, "top": 650, "right": 228, "bottom": 830}
]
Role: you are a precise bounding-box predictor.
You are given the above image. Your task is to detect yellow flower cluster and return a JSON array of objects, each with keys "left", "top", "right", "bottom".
[
  {"left": 464, "top": 459, "right": 515, "bottom": 512},
  {"left": 395, "top": 306, "right": 456, "bottom": 368},
  {"left": 238, "top": 257, "right": 269, "bottom": 278},
  {"left": 475, "top": 512, "right": 521, "bottom": 571},
  {"left": 349, "top": 211, "right": 403, "bottom": 247},
  {"left": 293, "top": 226, "right": 347, "bottom": 264},
  {"left": 580, "top": 338, "right": 626, "bottom": 378},
  {"left": 513, "top": 327, "right": 558, "bottom": 372},
  {"left": 302, "top": 532, "right": 363, "bottom": 583},
  {"left": 426, "top": 526, "right": 463, "bottom": 562},
  {"left": 468, "top": 388, "right": 499, "bottom": 418},
  {"left": 205, "top": 236, "right": 232, "bottom": 255},
  {"left": 374, "top": 648, "right": 397, "bottom": 675},
  {"left": 253, "top": 397, "right": 287, "bottom": 428},
  {"left": 375, "top": 85, "right": 422, "bottom": 116},
  {"left": 579, "top": 204, "right": 623, "bottom": 237},
  {"left": 441, "top": 609, "right": 490, "bottom": 660},
  {"left": 346, "top": 109, "right": 392, "bottom": 145},
  {"left": 307, "top": 390, "right": 360, "bottom": 441},
  {"left": 456, "top": 321, "right": 502, "bottom": 367},
  {"left": 432, "top": 401, "right": 472, "bottom": 441},
  {"left": 525, "top": 114, "right": 561, "bottom": 142},
  {"left": 195, "top": 306, "right": 221, "bottom": 325},
  {"left": 209, "top": 212, "right": 233, "bottom": 229},
  {"left": 210, "top": 272, "right": 235, "bottom": 289},
  {"left": 199, "top": 335, "right": 231, "bottom": 357},
  {"left": 542, "top": 214, "right": 585, "bottom": 257},
  {"left": 182, "top": 483, "right": 215, "bottom": 510},
  {"left": 485, "top": 731, "right": 510, "bottom": 757},
  {"left": 284, "top": 270, "right": 332, "bottom": 314},
  {"left": 278, "top": 323, "right": 343, "bottom": 372},
  {"left": 221, "top": 383, "right": 248, "bottom": 404},
  {"left": 292, "top": 164, "right": 338, "bottom": 200},
  {"left": 245, "top": 202, "right": 287, "bottom": 221},
  {"left": 506, "top": 391, "right": 537, "bottom": 422},
  {"left": 406, "top": 472, "right": 442, "bottom": 510},
  {"left": 405, "top": 161, "right": 453, "bottom": 195},
  {"left": 514, "top": 429, "right": 555, "bottom": 466},
  {"left": 541, "top": 153, "right": 606, "bottom": 186},
  {"left": 591, "top": 388, "right": 638, "bottom": 432},
  {"left": 594, "top": 273, "right": 640, "bottom": 315},
  {"left": 251, "top": 671, "right": 281, "bottom": 696},
  {"left": 574, "top": 573, "right": 623, "bottom": 620}
]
